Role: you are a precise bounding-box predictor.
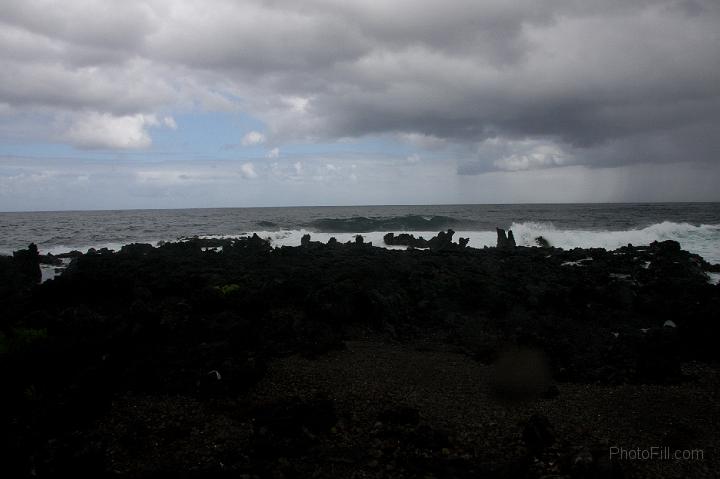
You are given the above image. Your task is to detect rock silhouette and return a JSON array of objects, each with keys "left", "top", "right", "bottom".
[
  {"left": 0, "top": 237, "right": 717, "bottom": 477},
  {"left": 496, "top": 228, "right": 516, "bottom": 248}
]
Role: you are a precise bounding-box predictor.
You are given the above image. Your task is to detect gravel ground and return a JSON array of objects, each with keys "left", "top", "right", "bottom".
[
  {"left": 97, "top": 339, "right": 719, "bottom": 477},
  {"left": 251, "top": 340, "right": 720, "bottom": 478}
]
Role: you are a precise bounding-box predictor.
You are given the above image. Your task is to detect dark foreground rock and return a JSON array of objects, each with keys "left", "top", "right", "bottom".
[
  {"left": 0, "top": 237, "right": 718, "bottom": 477},
  {"left": 384, "top": 229, "right": 470, "bottom": 250}
]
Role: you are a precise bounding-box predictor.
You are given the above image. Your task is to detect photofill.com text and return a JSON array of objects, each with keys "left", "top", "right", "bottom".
[{"left": 610, "top": 446, "right": 704, "bottom": 461}]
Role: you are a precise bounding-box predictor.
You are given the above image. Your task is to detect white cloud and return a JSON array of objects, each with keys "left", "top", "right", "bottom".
[
  {"left": 456, "top": 137, "right": 572, "bottom": 174},
  {"left": 241, "top": 130, "right": 266, "bottom": 146},
  {"left": 61, "top": 112, "right": 164, "bottom": 149},
  {"left": 162, "top": 116, "right": 177, "bottom": 129},
  {"left": 266, "top": 147, "right": 280, "bottom": 158},
  {"left": 406, "top": 153, "right": 421, "bottom": 163},
  {"left": 239, "top": 162, "right": 257, "bottom": 179},
  {"left": 492, "top": 144, "right": 568, "bottom": 171}
]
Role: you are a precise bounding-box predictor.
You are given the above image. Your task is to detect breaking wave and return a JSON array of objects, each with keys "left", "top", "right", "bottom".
[
  {"left": 251, "top": 221, "right": 720, "bottom": 263},
  {"left": 508, "top": 221, "right": 720, "bottom": 264},
  {"left": 6, "top": 220, "right": 718, "bottom": 266},
  {"left": 226, "top": 221, "right": 718, "bottom": 263}
]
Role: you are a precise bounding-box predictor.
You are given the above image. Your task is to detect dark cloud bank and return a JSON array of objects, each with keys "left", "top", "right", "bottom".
[{"left": 0, "top": 0, "right": 719, "bottom": 204}]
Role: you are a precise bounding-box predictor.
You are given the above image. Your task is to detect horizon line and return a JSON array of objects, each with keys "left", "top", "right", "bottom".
[{"left": 2, "top": 200, "right": 719, "bottom": 215}]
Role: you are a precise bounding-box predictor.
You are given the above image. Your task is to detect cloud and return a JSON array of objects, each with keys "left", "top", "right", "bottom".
[
  {"left": 241, "top": 130, "right": 266, "bottom": 146},
  {"left": 239, "top": 162, "right": 257, "bottom": 179},
  {"left": 458, "top": 137, "right": 569, "bottom": 174},
  {"left": 266, "top": 147, "right": 280, "bottom": 159},
  {"left": 162, "top": 116, "right": 177, "bottom": 129},
  {"left": 0, "top": 0, "right": 718, "bottom": 173},
  {"left": 61, "top": 113, "right": 173, "bottom": 149}
]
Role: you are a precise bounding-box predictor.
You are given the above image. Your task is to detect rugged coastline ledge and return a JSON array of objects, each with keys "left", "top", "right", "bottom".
[{"left": 1, "top": 234, "right": 719, "bottom": 477}]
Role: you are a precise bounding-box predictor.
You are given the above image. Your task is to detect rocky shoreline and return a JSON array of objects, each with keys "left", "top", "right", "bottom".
[{"left": 1, "top": 233, "right": 719, "bottom": 477}]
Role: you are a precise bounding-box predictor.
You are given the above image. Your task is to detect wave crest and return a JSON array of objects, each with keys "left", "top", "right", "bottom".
[{"left": 509, "top": 221, "right": 720, "bottom": 263}]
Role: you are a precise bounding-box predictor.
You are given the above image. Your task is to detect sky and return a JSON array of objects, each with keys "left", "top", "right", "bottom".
[{"left": 1, "top": 0, "right": 719, "bottom": 211}]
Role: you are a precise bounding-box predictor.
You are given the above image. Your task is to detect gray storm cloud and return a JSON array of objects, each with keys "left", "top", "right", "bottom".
[{"left": 0, "top": 0, "right": 719, "bottom": 171}]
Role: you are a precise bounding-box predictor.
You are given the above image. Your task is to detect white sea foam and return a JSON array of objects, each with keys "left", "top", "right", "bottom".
[
  {"left": 40, "top": 264, "right": 59, "bottom": 283},
  {"left": 561, "top": 257, "right": 593, "bottom": 267},
  {"left": 508, "top": 221, "right": 720, "bottom": 264},
  {"left": 18, "top": 221, "right": 720, "bottom": 266},
  {"left": 225, "top": 222, "right": 720, "bottom": 264}
]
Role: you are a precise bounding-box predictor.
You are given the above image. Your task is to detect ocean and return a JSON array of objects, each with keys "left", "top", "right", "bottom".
[{"left": 2, "top": 203, "right": 720, "bottom": 264}]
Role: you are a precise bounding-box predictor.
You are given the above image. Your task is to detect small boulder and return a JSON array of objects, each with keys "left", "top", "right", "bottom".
[{"left": 534, "top": 236, "right": 550, "bottom": 248}]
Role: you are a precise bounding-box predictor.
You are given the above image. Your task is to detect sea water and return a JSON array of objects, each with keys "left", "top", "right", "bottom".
[{"left": 1, "top": 203, "right": 719, "bottom": 264}]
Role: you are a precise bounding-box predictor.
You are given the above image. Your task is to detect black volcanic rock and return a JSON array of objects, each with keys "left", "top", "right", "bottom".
[
  {"left": 428, "top": 229, "right": 455, "bottom": 250},
  {"left": 496, "top": 228, "right": 516, "bottom": 248},
  {"left": 534, "top": 236, "right": 550, "bottom": 248},
  {"left": 0, "top": 236, "right": 718, "bottom": 477},
  {"left": 4, "top": 236, "right": 714, "bottom": 388},
  {"left": 39, "top": 253, "right": 63, "bottom": 266},
  {"left": 384, "top": 230, "right": 469, "bottom": 251},
  {"left": 12, "top": 243, "right": 41, "bottom": 284},
  {"left": 119, "top": 243, "right": 155, "bottom": 256},
  {"left": 383, "top": 232, "right": 430, "bottom": 248}
]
